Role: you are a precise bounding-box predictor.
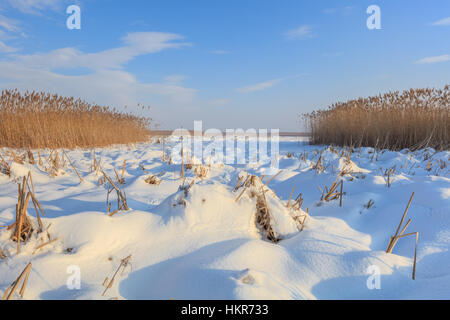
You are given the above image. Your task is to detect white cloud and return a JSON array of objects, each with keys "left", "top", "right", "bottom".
[
  {"left": 163, "top": 75, "right": 187, "bottom": 84},
  {"left": 0, "top": 40, "right": 17, "bottom": 52},
  {"left": 0, "top": 14, "right": 21, "bottom": 32},
  {"left": 0, "top": 31, "right": 197, "bottom": 108},
  {"left": 14, "top": 32, "right": 189, "bottom": 71},
  {"left": 431, "top": 17, "right": 450, "bottom": 26},
  {"left": 0, "top": 14, "right": 22, "bottom": 52},
  {"left": 284, "top": 25, "right": 315, "bottom": 40},
  {"left": 415, "top": 54, "right": 450, "bottom": 64},
  {"left": 236, "top": 74, "right": 306, "bottom": 94},
  {"left": 236, "top": 78, "right": 282, "bottom": 93},
  {"left": 210, "top": 50, "right": 229, "bottom": 55},
  {"left": 7, "top": 0, "right": 67, "bottom": 14}
]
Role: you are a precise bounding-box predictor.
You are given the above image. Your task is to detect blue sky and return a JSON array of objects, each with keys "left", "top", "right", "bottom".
[{"left": 0, "top": 0, "right": 449, "bottom": 131}]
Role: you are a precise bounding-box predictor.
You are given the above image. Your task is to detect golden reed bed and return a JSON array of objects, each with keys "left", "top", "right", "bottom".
[
  {"left": 0, "top": 90, "right": 151, "bottom": 149},
  {"left": 304, "top": 86, "right": 450, "bottom": 150}
]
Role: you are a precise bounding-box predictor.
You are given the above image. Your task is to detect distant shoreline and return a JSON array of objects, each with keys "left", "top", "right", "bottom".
[{"left": 150, "top": 130, "right": 311, "bottom": 137}]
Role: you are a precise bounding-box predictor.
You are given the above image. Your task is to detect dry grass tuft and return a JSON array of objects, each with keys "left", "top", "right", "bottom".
[
  {"left": 194, "top": 165, "right": 209, "bottom": 179},
  {"left": 145, "top": 175, "right": 162, "bottom": 185},
  {"left": 6, "top": 172, "right": 47, "bottom": 254},
  {"left": 1, "top": 262, "right": 32, "bottom": 300},
  {"left": 234, "top": 174, "right": 281, "bottom": 243},
  {"left": 0, "top": 90, "right": 152, "bottom": 149},
  {"left": 304, "top": 86, "right": 450, "bottom": 150}
]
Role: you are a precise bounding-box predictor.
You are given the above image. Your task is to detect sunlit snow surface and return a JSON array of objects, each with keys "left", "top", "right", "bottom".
[{"left": 0, "top": 137, "right": 449, "bottom": 300}]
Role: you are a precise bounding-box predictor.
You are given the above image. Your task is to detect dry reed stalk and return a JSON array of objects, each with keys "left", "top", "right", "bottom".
[
  {"left": 32, "top": 238, "right": 58, "bottom": 255},
  {"left": 37, "top": 149, "right": 43, "bottom": 166},
  {"left": 391, "top": 231, "right": 419, "bottom": 280},
  {"left": 300, "top": 208, "right": 309, "bottom": 232},
  {"left": 9, "top": 150, "right": 24, "bottom": 164},
  {"left": 257, "top": 185, "right": 279, "bottom": 243},
  {"left": 102, "top": 255, "right": 132, "bottom": 296},
  {"left": 413, "top": 232, "right": 419, "bottom": 280},
  {"left": 108, "top": 210, "right": 120, "bottom": 217},
  {"left": 2, "top": 262, "right": 32, "bottom": 300},
  {"left": 102, "top": 171, "right": 129, "bottom": 211},
  {"left": 24, "top": 171, "right": 46, "bottom": 233},
  {"left": 63, "top": 150, "right": 83, "bottom": 182},
  {"left": 180, "top": 141, "right": 185, "bottom": 180},
  {"left": 162, "top": 138, "right": 166, "bottom": 162},
  {"left": 386, "top": 192, "right": 415, "bottom": 253},
  {"left": 27, "top": 148, "right": 35, "bottom": 164},
  {"left": 263, "top": 170, "right": 283, "bottom": 187},
  {"left": 113, "top": 168, "right": 122, "bottom": 185},
  {"left": 120, "top": 160, "right": 126, "bottom": 181},
  {"left": 0, "top": 152, "right": 11, "bottom": 176},
  {"left": 312, "top": 151, "right": 325, "bottom": 172},
  {"left": 287, "top": 186, "right": 295, "bottom": 208},
  {"left": 233, "top": 176, "right": 244, "bottom": 192},
  {"left": 45, "top": 149, "right": 61, "bottom": 177},
  {"left": 235, "top": 184, "right": 249, "bottom": 203},
  {"left": 320, "top": 177, "right": 344, "bottom": 202},
  {"left": 385, "top": 192, "right": 420, "bottom": 279},
  {"left": 26, "top": 171, "right": 34, "bottom": 194},
  {"left": 10, "top": 177, "right": 35, "bottom": 254},
  {"left": 382, "top": 167, "right": 396, "bottom": 188},
  {"left": 289, "top": 192, "right": 304, "bottom": 210}
]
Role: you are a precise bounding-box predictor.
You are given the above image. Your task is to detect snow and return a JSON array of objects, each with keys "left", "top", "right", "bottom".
[{"left": 0, "top": 137, "right": 449, "bottom": 300}]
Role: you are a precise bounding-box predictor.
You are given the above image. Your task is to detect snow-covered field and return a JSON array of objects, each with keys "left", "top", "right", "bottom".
[{"left": 0, "top": 137, "right": 449, "bottom": 300}]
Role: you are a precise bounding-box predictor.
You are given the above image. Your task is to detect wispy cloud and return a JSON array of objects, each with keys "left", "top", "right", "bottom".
[
  {"left": 7, "top": 0, "right": 68, "bottom": 15},
  {"left": 236, "top": 78, "right": 282, "bottom": 93},
  {"left": 14, "top": 32, "right": 189, "bottom": 70},
  {"left": 0, "top": 40, "right": 17, "bottom": 53},
  {"left": 415, "top": 54, "right": 450, "bottom": 64},
  {"left": 0, "top": 31, "right": 197, "bottom": 106},
  {"left": 0, "top": 14, "right": 23, "bottom": 52},
  {"left": 0, "top": 14, "right": 21, "bottom": 32},
  {"left": 283, "top": 25, "right": 315, "bottom": 40},
  {"left": 431, "top": 17, "right": 450, "bottom": 26},
  {"left": 236, "top": 74, "right": 306, "bottom": 94},
  {"left": 210, "top": 50, "right": 229, "bottom": 55},
  {"left": 323, "top": 6, "right": 354, "bottom": 16}
]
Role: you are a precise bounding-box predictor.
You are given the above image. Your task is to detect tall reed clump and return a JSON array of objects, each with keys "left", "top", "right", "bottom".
[
  {"left": 304, "top": 86, "right": 450, "bottom": 150},
  {"left": 0, "top": 90, "right": 152, "bottom": 149}
]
